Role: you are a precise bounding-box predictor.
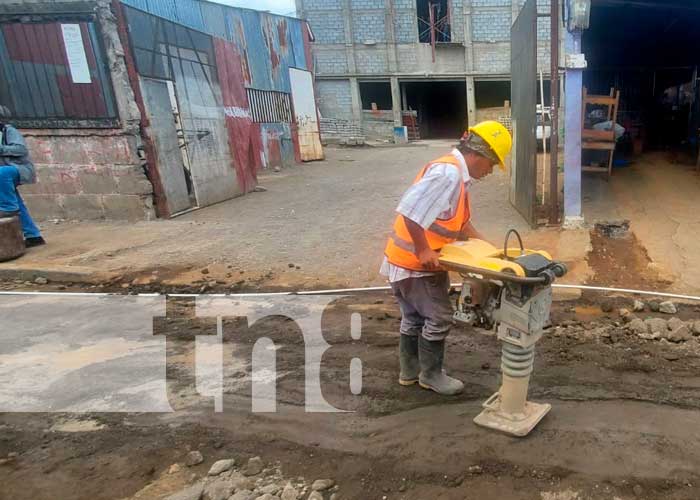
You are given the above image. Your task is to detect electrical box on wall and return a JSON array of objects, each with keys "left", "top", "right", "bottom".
[{"left": 567, "top": 0, "right": 591, "bottom": 31}]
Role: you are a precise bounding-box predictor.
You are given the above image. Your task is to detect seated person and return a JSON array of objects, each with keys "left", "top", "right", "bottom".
[{"left": 0, "top": 105, "right": 44, "bottom": 247}]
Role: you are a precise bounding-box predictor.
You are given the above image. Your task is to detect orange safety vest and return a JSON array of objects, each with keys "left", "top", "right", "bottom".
[{"left": 384, "top": 154, "right": 471, "bottom": 272}]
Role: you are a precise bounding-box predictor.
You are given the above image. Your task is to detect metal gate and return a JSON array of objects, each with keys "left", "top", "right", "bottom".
[
  {"left": 140, "top": 77, "right": 193, "bottom": 216},
  {"left": 510, "top": 0, "right": 538, "bottom": 226}
]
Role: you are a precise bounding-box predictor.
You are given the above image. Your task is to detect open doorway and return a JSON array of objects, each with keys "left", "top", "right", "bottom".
[
  {"left": 401, "top": 81, "right": 466, "bottom": 139},
  {"left": 583, "top": 0, "right": 700, "bottom": 167},
  {"left": 579, "top": 0, "right": 700, "bottom": 289}
]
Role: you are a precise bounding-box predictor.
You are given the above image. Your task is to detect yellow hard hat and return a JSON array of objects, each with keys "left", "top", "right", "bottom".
[{"left": 468, "top": 120, "right": 512, "bottom": 169}]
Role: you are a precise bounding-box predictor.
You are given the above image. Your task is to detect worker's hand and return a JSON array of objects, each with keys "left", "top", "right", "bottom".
[{"left": 417, "top": 248, "right": 442, "bottom": 270}]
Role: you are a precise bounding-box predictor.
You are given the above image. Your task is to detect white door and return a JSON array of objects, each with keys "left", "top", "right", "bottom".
[{"left": 289, "top": 68, "right": 324, "bottom": 161}]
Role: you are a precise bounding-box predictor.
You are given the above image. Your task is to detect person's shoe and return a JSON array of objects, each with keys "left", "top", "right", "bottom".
[
  {"left": 418, "top": 337, "right": 464, "bottom": 395},
  {"left": 0, "top": 210, "right": 19, "bottom": 218},
  {"left": 25, "top": 236, "right": 46, "bottom": 248},
  {"left": 398, "top": 334, "right": 420, "bottom": 386}
]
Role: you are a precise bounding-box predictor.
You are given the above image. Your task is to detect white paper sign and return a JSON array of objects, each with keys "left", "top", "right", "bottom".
[{"left": 61, "top": 24, "right": 91, "bottom": 84}]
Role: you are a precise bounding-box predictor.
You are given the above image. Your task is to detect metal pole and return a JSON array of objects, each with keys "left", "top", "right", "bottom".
[
  {"left": 548, "top": 0, "right": 560, "bottom": 224},
  {"left": 539, "top": 70, "right": 547, "bottom": 205}
]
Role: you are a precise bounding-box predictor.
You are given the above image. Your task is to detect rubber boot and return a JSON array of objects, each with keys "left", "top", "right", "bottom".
[
  {"left": 418, "top": 337, "right": 464, "bottom": 395},
  {"left": 398, "top": 334, "right": 419, "bottom": 386}
]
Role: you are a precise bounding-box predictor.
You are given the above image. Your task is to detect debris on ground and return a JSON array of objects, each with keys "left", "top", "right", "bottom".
[
  {"left": 185, "top": 451, "right": 204, "bottom": 467},
  {"left": 208, "top": 459, "right": 236, "bottom": 476},
  {"left": 311, "top": 479, "right": 335, "bottom": 491},
  {"left": 659, "top": 301, "right": 678, "bottom": 314},
  {"left": 164, "top": 459, "right": 329, "bottom": 500},
  {"left": 242, "top": 457, "right": 264, "bottom": 476},
  {"left": 594, "top": 220, "right": 630, "bottom": 239}
]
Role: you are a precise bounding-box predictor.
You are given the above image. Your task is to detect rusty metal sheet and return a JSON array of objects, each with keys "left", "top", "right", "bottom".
[
  {"left": 510, "top": 0, "right": 538, "bottom": 226},
  {"left": 289, "top": 67, "right": 323, "bottom": 161}
]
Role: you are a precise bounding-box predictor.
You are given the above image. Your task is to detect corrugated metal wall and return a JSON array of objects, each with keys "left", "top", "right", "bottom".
[
  {"left": 121, "top": 0, "right": 312, "bottom": 171},
  {"left": 0, "top": 20, "right": 118, "bottom": 128}
]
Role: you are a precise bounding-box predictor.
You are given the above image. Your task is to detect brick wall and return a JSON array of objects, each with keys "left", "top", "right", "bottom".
[
  {"left": 355, "top": 49, "right": 388, "bottom": 74},
  {"left": 362, "top": 110, "right": 394, "bottom": 140},
  {"left": 472, "top": 10, "right": 512, "bottom": 42},
  {"left": 473, "top": 43, "right": 511, "bottom": 73},
  {"left": 316, "top": 80, "right": 353, "bottom": 117},
  {"left": 352, "top": 11, "right": 386, "bottom": 43},
  {"left": 450, "top": 1, "right": 464, "bottom": 43},
  {"left": 319, "top": 118, "right": 365, "bottom": 144},
  {"left": 306, "top": 11, "right": 345, "bottom": 43},
  {"left": 471, "top": 0, "right": 511, "bottom": 6},
  {"left": 392, "top": 11, "right": 415, "bottom": 43},
  {"left": 314, "top": 49, "right": 348, "bottom": 75}
]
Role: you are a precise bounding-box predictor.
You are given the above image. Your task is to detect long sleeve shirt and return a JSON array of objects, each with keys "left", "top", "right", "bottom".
[
  {"left": 0, "top": 125, "right": 36, "bottom": 185},
  {"left": 380, "top": 148, "right": 471, "bottom": 283}
]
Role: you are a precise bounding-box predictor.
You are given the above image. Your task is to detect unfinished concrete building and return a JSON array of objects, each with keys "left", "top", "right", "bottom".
[{"left": 296, "top": 0, "right": 553, "bottom": 142}]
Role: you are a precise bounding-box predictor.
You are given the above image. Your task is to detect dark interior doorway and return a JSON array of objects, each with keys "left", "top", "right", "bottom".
[
  {"left": 402, "top": 81, "right": 466, "bottom": 139},
  {"left": 583, "top": 0, "right": 700, "bottom": 154},
  {"left": 359, "top": 82, "right": 392, "bottom": 110}
]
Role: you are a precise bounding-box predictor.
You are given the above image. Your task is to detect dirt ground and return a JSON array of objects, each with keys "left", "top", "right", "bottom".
[
  {"left": 1, "top": 141, "right": 581, "bottom": 292},
  {"left": 2, "top": 226, "right": 700, "bottom": 500},
  {"left": 2, "top": 145, "right": 700, "bottom": 500},
  {"left": 2, "top": 289, "right": 700, "bottom": 500},
  {"left": 582, "top": 151, "right": 700, "bottom": 294}
]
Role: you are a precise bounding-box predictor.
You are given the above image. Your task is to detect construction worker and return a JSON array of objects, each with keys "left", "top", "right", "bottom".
[{"left": 381, "top": 121, "right": 512, "bottom": 395}]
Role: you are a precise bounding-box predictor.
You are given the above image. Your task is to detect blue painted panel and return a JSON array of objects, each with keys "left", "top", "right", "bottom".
[
  {"left": 227, "top": 9, "right": 273, "bottom": 90},
  {"left": 288, "top": 18, "right": 307, "bottom": 71},
  {"left": 174, "top": 0, "right": 206, "bottom": 31},
  {"left": 200, "top": 2, "right": 228, "bottom": 39},
  {"left": 121, "top": 0, "right": 149, "bottom": 9},
  {"left": 144, "top": 0, "right": 177, "bottom": 22}
]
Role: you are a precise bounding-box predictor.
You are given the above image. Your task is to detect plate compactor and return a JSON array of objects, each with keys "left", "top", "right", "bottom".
[{"left": 439, "top": 230, "right": 567, "bottom": 437}]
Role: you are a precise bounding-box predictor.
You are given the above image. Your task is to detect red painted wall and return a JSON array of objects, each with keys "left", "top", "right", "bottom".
[{"left": 213, "top": 38, "right": 263, "bottom": 193}]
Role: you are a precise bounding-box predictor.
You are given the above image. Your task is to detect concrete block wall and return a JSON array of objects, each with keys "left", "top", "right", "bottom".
[
  {"left": 316, "top": 79, "right": 364, "bottom": 143},
  {"left": 314, "top": 49, "right": 349, "bottom": 74},
  {"left": 316, "top": 80, "right": 353, "bottom": 117},
  {"left": 393, "top": 11, "right": 416, "bottom": 43},
  {"left": 319, "top": 117, "right": 365, "bottom": 144},
  {"left": 361, "top": 110, "right": 394, "bottom": 140},
  {"left": 300, "top": 0, "right": 559, "bottom": 140},
  {"left": 3, "top": 0, "right": 155, "bottom": 221},
  {"left": 306, "top": 10, "right": 346, "bottom": 43},
  {"left": 472, "top": 10, "right": 512, "bottom": 42},
  {"left": 355, "top": 49, "right": 388, "bottom": 74},
  {"left": 473, "top": 43, "right": 511, "bottom": 73},
  {"left": 302, "top": 0, "right": 555, "bottom": 79},
  {"left": 352, "top": 11, "right": 386, "bottom": 43},
  {"left": 20, "top": 132, "right": 153, "bottom": 221}
]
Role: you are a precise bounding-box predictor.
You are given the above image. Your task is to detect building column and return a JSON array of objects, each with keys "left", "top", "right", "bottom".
[
  {"left": 466, "top": 76, "right": 477, "bottom": 126},
  {"left": 390, "top": 77, "right": 402, "bottom": 126},
  {"left": 563, "top": 30, "right": 584, "bottom": 227},
  {"left": 350, "top": 77, "right": 362, "bottom": 122},
  {"left": 342, "top": 0, "right": 357, "bottom": 73}
]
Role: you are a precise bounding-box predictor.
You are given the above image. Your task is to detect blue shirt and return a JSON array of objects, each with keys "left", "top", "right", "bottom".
[{"left": 1, "top": 125, "right": 36, "bottom": 185}]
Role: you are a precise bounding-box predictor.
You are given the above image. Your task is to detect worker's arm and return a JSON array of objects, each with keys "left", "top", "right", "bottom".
[
  {"left": 404, "top": 216, "right": 441, "bottom": 270},
  {"left": 0, "top": 127, "right": 28, "bottom": 157},
  {"left": 459, "top": 220, "right": 487, "bottom": 241}
]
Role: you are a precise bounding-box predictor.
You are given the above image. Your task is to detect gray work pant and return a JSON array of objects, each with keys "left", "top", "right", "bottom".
[{"left": 390, "top": 272, "right": 454, "bottom": 341}]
